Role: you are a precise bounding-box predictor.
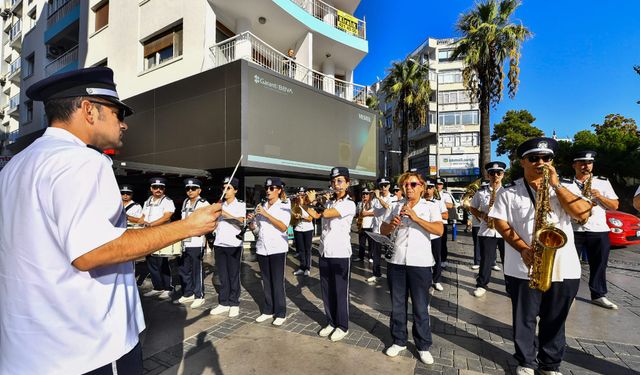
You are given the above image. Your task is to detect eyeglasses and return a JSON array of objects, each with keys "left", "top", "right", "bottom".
[
  {"left": 266, "top": 186, "right": 280, "bottom": 191},
  {"left": 403, "top": 182, "right": 423, "bottom": 189},
  {"left": 120, "top": 192, "right": 132, "bottom": 195},
  {"left": 526, "top": 154, "right": 553, "bottom": 163},
  {"left": 185, "top": 187, "right": 199, "bottom": 192},
  {"left": 488, "top": 170, "right": 504, "bottom": 176},
  {"left": 87, "top": 100, "right": 126, "bottom": 122},
  {"left": 151, "top": 185, "right": 165, "bottom": 190}
]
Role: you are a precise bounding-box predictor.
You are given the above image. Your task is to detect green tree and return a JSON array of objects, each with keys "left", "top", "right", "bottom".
[
  {"left": 453, "top": 0, "right": 532, "bottom": 177},
  {"left": 491, "top": 110, "right": 542, "bottom": 182},
  {"left": 366, "top": 93, "right": 384, "bottom": 128},
  {"left": 381, "top": 58, "right": 430, "bottom": 172}
]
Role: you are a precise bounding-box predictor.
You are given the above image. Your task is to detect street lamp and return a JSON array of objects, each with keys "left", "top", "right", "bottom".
[{"left": 381, "top": 149, "right": 401, "bottom": 176}]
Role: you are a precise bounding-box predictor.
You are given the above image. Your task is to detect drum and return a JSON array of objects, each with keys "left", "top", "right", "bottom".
[{"left": 153, "top": 242, "right": 183, "bottom": 257}]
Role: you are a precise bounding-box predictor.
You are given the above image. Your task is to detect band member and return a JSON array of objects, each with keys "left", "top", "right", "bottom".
[
  {"left": 436, "top": 178, "right": 454, "bottom": 268},
  {"left": 381, "top": 172, "right": 443, "bottom": 364},
  {"left": 291, "top": 187, "right": 314, "bottom": 276},
  {"left": 392, "top": 184, "right": 403, "bottom": 201},
  {"left": 249, "top": 178, "right": 291, "bottom": 326},
  {"left": 210, "top": 177, "right": 246, "bottom": 316},
  {"left": 121, "top": 185, "right": 143, "bottom": 226},
  {"left": 304, "top": 167, "right": 356, "bottom": 342},
  {"left": 369, "top": 177, "right": 393, "bottom": 283},
  {"left": 356, "top": 188, "right": 375, "bottom": 262},
  {"left": 173, "top": 178, "right": 210, "bottom": 308},
  {"left": 425, "top": 179, "right": 447, "bottom": 291},
  {"left": 469, "top": 162, "right": 506, "bottom": 297},
  {"left": 489, "top": 137, "right": 591, "bottom": 375},
  {"left": 562, "top": 150, "right": 619, "bottom": 309},
  {"left": 470, "top": 181, "right": 488, "bottom": 270},
  {"left": 140, "top": 177, "right": 176, "bottom": 299}
]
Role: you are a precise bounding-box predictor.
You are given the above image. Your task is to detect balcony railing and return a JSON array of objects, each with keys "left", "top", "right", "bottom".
[
  {"left": 11, "top": 0, "right": 22, "bottom": 8},
  {"left": 47, "top": 0, "right": 79, "bottom": 27},
  {"left": 210, "top": 31, "right": 368, "bottom": 106},
  {"left": 45, "top": 44, "right": 78, "bottom": 76},
  {"left": 8, "top": 95, "right": 19, "bottom": 110},
  {"left": 9, "top": 58, "right": 21, "bottom": 75},
  {"left": 290, "top": 0, "right": 366, "bottom": 39},
  {"left": 9, "top": 20, "right": 21, "bottom": 41}
]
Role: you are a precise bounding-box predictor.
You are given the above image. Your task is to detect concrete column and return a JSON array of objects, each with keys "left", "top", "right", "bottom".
[
  {"left": 321, "top": 58, "right": 335, "bottom": 97},
  {"left": 345, "top": 69, "right": 354, "bottom": 100},
  {"left": 234, "top": 18, "right": 252, "bottom": 62},
  {"left": 296, "top": 32, "right": 313, "bottom": 83}
]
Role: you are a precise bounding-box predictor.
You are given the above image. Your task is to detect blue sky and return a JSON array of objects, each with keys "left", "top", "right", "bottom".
[{"left": 353, "top": 0, "right": 640, "bottom": 159}]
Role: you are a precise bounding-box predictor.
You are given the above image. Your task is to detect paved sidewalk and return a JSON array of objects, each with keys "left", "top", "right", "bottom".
[{"left": 137, "top": 231, "right": 640, "bottom": 375}]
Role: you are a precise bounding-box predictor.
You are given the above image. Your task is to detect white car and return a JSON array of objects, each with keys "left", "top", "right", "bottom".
[{"left": 447, "top": 187, "right": 465, "bottom": 223}]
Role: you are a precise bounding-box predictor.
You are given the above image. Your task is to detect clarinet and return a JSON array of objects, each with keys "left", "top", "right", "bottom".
[
  {"left": 383, "top": 207, "right": 408, "bottom": 260},
  {"left": 236, "top": 198, "right": 267, "bottom": 241}
]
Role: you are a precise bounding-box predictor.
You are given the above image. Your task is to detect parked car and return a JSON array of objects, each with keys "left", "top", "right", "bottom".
[
  {"left": 447, "top": 187, "right": 465, "bottom": 223},
  {"left": 606, "top": 210, "right": 640, "bottom": 247}
]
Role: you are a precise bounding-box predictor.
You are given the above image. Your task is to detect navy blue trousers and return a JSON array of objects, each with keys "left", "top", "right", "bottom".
[
  {"left": 476, "top": 237, "right": 504, "bottom": 288},
  {"left": 505, "top": 276, "right": 579, "bottom": 371},
  {"left": 430, "top": 237, "right": 442, "bottom": 284},
  {"left": 147, "top": 256, "right": 172, "bottom": 291},
  {"left": 319, "top": 256, "right": 351, "bottom": 331},
  {"left": 574, "top": 231, "right": 610, "bottom": 300},
  {"left": 441, "top": 224, "right": 449, "bottom": 262},
  {"left": 294, "top": 230, "right": 313, "bottom": 271},
  {"left": 387, "top": 263, "right": 433, "bottom": 351},
  {"left": 358, "top": 228, "right": 372, "bottom": 260},
  {"left": 257, "top": 253, "right": 287, "bottom": 318},
  {"left": 178, "top": 246, "right": 205, "bottom": 298},
  {"left": 83, "top": 342, "right": 142, "bottom": 375},
  {"left": 370, "top": 240, "right": 383, "bottom": 277},
  {"left": 214, "top": 245, "right": 243, "bottom": 306},
  {"left": 472, "top": 226, "right": 480, "bottom": 265}
]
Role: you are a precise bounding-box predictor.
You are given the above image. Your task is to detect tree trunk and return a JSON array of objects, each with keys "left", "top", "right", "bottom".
[
  {"left": 479, "top": 89, "right": 491, "bottom": 179},
  {"left": 401, "top": 100, "right": 409, "bottom": 173}
]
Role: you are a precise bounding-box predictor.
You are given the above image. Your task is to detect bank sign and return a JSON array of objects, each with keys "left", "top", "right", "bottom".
[{"left": 438, "top": 154, "right": 480, "bottom": 176}]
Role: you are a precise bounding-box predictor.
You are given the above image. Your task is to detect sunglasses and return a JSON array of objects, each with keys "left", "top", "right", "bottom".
[
  {"left": 427, "top": 186, "right": 435, "bottom": 189},
  {"left": 185, "top": 187, "right": 199, "bottom": 191},
  {"left": 488, "top": 170, "right": 504, "bottom": 176},
  {"left": 265, "top": 186, "right": 280, "bottom": 191},
  {"left": 120, "top": 191, "right": 132, "bottom": 195},
  {"left": 87, "top": 100, "right": 126, "bottom": 122},
  {"left": 151, "top": 185, "right": 165, "bottom": 190},
  {"left": 526, "top": 154, "right": 553, "bottom": 163},
  {"left": 362, "top": 192, "right": 370, "bottom": 195},
  {"left": 379, "top": 184, "right": 390, "bottom": 188},
  {"left": 403, "top": 182, "right": 423, "bottom": 189}
]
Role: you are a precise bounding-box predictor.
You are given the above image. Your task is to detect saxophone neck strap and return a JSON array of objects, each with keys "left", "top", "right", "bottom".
[{"left": 523, "top": 179, "right": 536, "bottom": 207}]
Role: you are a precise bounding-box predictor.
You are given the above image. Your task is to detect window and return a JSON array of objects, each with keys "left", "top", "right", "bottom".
[
  {"left": 439, "top": 133, "right": 479, "bottom": 148},
  {"left": 385, "top": 116, "right": 393, "bottom": 129},
  {"left": 143, "top": 25, "right": 183, "bottom": 70},
  {"left": 216, "top": 21, "right": 233, "bottom": 43},
  {"left": 25, "top": 101, "right": 33, "bottom": 123},
  {"left": 438, "top": 49, "right": 454, "bottom": 62},
  {"left": 24, "top": 54, "right": 34, "bottom": 78},
  {"left": 27, "top": 7, "right": 36, "bottom": 32},
  {"left": 428, "top": 112, "right": 437, "bottom": 125},
  {"left": 438, "top": 90, "right": 471, "bottom": 104},
  {"left": 438, "top": 110, "right": 479, "bottom": 126},
  {"left": 94, "top": 1, "right": 109, "bottom": 31},
  {"left": 438, "top": 71, "right": 463, "bottom": 84}
]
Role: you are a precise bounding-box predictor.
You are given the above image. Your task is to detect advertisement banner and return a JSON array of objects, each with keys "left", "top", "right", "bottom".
[
  {"left": 337, "top": 10, "right": 359, "bottom": 35},
  {"left": 438, "top": 154, "right": 479, "bottom": 176}
]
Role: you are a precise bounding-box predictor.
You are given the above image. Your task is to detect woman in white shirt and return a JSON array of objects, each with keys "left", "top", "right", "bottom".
[
  {"left": 292, "top": 187, "right": 315, "bottom": 276},
  {"left": 304, "top": 167, "right": 356, "bottom": 342},
  {"left": 380, "top": 172, "right": 443, "bottom": 364},
  {"left": 248, "top": 177, "right": 291, "bottom": 326}
]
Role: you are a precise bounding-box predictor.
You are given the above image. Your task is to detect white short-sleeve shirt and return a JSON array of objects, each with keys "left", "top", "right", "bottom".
[
  {"left": 181, "top": 197, "right": 210, "bottom": 247},
  {"left": 562, "top": 176, "right": 618, "bottom": 233},
  {"left": 215, "top": 198, "right": 247, "bottom": 247},
  {"left": 489, "top": 178, "right": 581, "bottom": 281},
  {"left": 428, "top": 198, "right": 447, "bottom": 239},
  {"left": 0, "top": 127, "right": 145, "bottom": 374},
  {"left": 142, "top": 195, "right": 176, "bottom": 222},
  {"left": 319, "top": 197, "right": 356, "bottom": 258},
  {"left": 255, "top": 199, "right": 291, "bottom": 255},
  {"left": 471, "top": 185, "right": 503, "bottom": 238},
  {"left": 357, "top": 201, "right": 374, "bottom": 230},
  {"left": 124, "top": 201, "right": 142, "bottom": 226},
  {"left": 372, "top": 194, "right": 393, "bottom": 233},
  {"left": 385, "top": 198, "right": 440, "bottom": 267},
  {"left": 294, "top": 204, "right": 315, "bottom": 232}
]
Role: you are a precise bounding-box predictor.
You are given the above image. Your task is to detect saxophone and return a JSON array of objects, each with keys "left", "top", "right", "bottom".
[
  {"left": 528, "top": 165, "right": 568, "bottom": 292},
  {"left": 460, "top": 178, "right": 483, "bottom": 210},
  {"left": 575, "top": 173, "right": 592, "bottom": 225},
  {"left": 486, "top": 186, "right": 497, "bottom": 230}
]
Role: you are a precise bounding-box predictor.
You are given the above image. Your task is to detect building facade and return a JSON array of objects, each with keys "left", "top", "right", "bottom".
[
  {"left": 376, "top": 37, "right": 480, "bottom": 185},
  {"left": 0, "top": 0, "right": 376, "bottom": 198}
]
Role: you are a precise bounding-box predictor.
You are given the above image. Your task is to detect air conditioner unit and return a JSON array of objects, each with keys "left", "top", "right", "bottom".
[{"left": 47, "top": 45, "right": 65, "bottom": 59}]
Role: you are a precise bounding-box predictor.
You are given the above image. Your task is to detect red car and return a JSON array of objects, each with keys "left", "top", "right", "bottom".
[{"left": 606, "top": 210, "right": 640, "bottom": 247}]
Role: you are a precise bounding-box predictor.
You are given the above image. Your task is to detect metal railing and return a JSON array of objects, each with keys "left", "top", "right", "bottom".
[
  {"left": 45, "top": 45, "right": 78, "bottom": 76},
  {"left": 47, "top": 0, "right": 78, "bottom": 27},
  {"left": 290, "top": 0, "right": 366, "bottom": 40},
  {"left": 9, "top": 19, "right": 21, "bottom": 41},
  {"left": 210, "top": 31, "right": 368, "bottom": 106},
  {"left": 9, "top": 58, "right": 21, "bottom": 75},
  {"left": 11, "top": 0, "right": 22, "bottom": 8},
  {"left": 9, "top": 95, "right": 19, "bottom": 110}
]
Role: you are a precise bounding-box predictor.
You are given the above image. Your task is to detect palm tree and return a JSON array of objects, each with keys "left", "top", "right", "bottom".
[
  {"left": 381, "top": 58, "right": 430, "bottom": 172},
  {"left": 453, "top": 0, "right": 532, "bottom": 177}
]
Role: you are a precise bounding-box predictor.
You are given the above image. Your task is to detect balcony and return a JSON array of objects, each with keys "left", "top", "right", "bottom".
[
  {"left": 210, "top": 31, "right": 368, "bottom": 106},
  {"left": 7, "top": 95, "right": 19, "bottom": 117},
  {"left": 10, "top": 0, "right": 22, "bottom": 15},
  {"left": 408, "top": 124, "right": 436, "bottom": 141},
  {"left": 289, "top": 0, "right": 366, "bottom": 40},
  {"left": 7, "top": 58, "right": 20, "bottom": 83},
  {"left": 9, "top": 20, "right": 21, "bottom": 48},
  {"left": 45, "top": 44, "right": 78, "bottom": 76},
  {"left": 45, "top": 0, "right": 80, "bottom": 43}
]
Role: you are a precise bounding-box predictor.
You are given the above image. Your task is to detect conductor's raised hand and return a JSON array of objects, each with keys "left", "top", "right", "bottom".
[{"left": 185, "top": 203, "right": 222, "bottom": 237}]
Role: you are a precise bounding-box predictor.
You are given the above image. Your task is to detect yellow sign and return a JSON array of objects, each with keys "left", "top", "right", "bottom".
[{"left": 337, "top": 10, "right": 359, "bottom": 36}]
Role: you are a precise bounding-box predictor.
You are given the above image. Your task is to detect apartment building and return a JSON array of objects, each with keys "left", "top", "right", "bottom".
[
  {"left": 376, "top": 37, "right": 480, "bottom": 185},
  {"left": 0, "top": 0, "right": 376, "bottom": 194}
]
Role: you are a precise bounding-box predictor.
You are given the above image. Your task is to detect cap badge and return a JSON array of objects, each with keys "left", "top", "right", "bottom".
[
  {"left": 267, "top": 179, "right": 272, "bottom": 185},
  {"left": 586, "top": 153, "right": 592, "bottom": 158},
  {"left": 538, "top": 141, "right": 548, "bottom": 149},
  {"left": 493, "top": 164, "right": 498, "bottom": 169}
]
